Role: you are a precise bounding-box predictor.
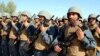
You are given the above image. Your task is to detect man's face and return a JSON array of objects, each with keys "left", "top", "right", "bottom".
[
  {"left": 12, "top": 16, "right": 18, "bottom": 21},
  {"left": 63, "top": 19, "right": 68, "bottom": 24},
  {"left": 59, "top": 21, "right": 64, "bottom": 26},
  {"left": 38, "top": 16, "right": 45, "bottom": 22},
  {"left": 48, "top": 20, "right": 52, "bottom": 25},
  {"left": 2, "top": 16, "right": 7, "bottom": 21},
  {"left": 88, "top": 18, "right": 96, "bottom": 25},
  {"left": 22, "top": 15, "right": 28, "bottom": 21},
  {"left": 34, "top": 18, "right": 39, "bottom": 23},
  {"left": 68, "top": 12, "right": 79, "bottom": 21}
]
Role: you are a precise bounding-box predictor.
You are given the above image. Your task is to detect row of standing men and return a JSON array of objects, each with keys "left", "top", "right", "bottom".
[{"left": 0, "top": 6, "right": 100, "bottom": 56}]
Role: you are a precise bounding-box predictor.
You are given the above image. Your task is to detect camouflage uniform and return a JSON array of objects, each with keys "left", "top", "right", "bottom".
[
  {"left": 0, "top": 12, "right": 11, "bottom": 56},
  {"left": 62, "top": 15, "right": 68, "bottom": 26},
  {"left": 63, "top": 6, "right": 96, "bottom": 56},
  {"left": 34, "top": 11, "right": 58, "bottom": 56},
  {"left": 8, "top": 12, "right": 20, "bottom": 56},
  {"left": 88, "top": 13, "right": 100, "bottom": 56},
  {"left": 0, "top": 13, "right": 2, "bottom": 56},
  {"left": 19, "top": 11, "right": 35, "bottom": 56}
]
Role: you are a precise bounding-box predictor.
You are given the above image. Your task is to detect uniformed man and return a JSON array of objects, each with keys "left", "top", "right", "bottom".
[
  {"left": 8, "top": 12, "right": 20, "bottom": 56},
  {"left": 19, "top": 11, "right": 35, "bottom": 56},
  {"left": 62, "top": 15, "right": 68, "bottom": 26},
  {"left": 99, "top": 20, "right": 100, "bottom": 27},
  {"left": 0, "top": 13, "right": 2, "bottom": 56},
  {"left": 83, "top": 19, "right": 88, "bottom": 25},
  {"left": 57, "top": 16, "right": 68, "bottom": 56},
  {"left": 54, "top": 17, "right": 60, "bottom": 27},
  {"left": 33, "top": 10, "right": 61, "bottom": 56},
  {"left": 88, "top": 13, "right": 100, "bottom": 56},
  {"left": 58, "top": 15, "right": 68, "bottom": 42},
  {"left": 0, "top": 12, "right": 11, "bottom": 56},
  {"left": 58, "top": 19, "right": 64, "bottom": 28},
  {"left": 97, "top": 16, "right": 100, "bottom": 28},
  {"left": 33, "top": 14, "right": 40, "bottom": 28},
  {"left": 62, "top": 6, "right": 96, "bottom": 56}
]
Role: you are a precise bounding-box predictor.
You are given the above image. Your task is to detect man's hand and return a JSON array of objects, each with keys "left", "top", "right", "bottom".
[
  {"left": 54, "top": 45, "right": 62, "bottom": 53},
  {"left": 76, "top": 28, "right": 84, "bottom": 40},
  {"left": 96, "top": 27, "right": 100, "bottom": 34},
  {"left": 27, "top": 40, "right": 32, "bottom": 44},
  {"left": 2, "top": 21, "right": 7, "bottom": 27},
  {"left": 1, "top": 31, "right": 8, "bottom": 36},
  {"left": 11, "top": 21, "right": 15, "bottom": 26},
  {"left": 11, "top": 35, "right": 17, "bottom": 39}
]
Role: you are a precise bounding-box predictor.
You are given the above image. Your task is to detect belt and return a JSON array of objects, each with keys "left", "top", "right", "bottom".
[{"left": 34, "top": 48, "right": 49, "bottom": 52}]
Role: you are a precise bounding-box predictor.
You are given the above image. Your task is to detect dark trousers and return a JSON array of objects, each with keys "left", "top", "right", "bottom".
[
  {"left": 34, "top": 50, "right": 50, "bottom": 56},
  {"left": 19, "top": 41, "right": 31, "bottom": 56},
  {"left": 9, "top": 41, "right": 19, "bottom": 56},
  {"left": 1, "top": 39, "right": 9, "bottom": 56},
  {"left": 0, "top": 36, "right": 2, "bottom": 56}
]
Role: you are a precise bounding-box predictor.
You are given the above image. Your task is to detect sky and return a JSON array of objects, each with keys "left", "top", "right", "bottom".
[{"left": 0, "top": 0, "right": 100, "bottom": 19}]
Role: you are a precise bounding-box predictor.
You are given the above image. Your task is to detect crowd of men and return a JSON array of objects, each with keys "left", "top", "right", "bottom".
[{"left": 0, "top": 6, "right": 100, "bottom": 56}]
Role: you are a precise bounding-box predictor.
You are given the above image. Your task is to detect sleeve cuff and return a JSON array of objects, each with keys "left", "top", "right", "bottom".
[
  {"left": 41, "top": 32, "right": 47, "bottom": 35},
  {"left": 82, "top": 36, "right": 89, "bottom": 44}
]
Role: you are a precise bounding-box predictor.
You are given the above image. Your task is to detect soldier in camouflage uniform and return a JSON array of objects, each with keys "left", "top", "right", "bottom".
[
  {"left": 88, "top": 13, "right": 100, "bottom": 56},
  {"left": 0, "top": 12, "right": 11, "bottom": 56},
  {"left": 62, "top": 15, "right": 68, "bottom": 26},
  {"left": 33, "top": 10, "right": 61, "bottom": 56},
  {"left": 33, "top": 14, "right": 40, "bottom": 28},
  {"left": 8, "top": 12, "right": 20, "bottom": 56},
  {"left": 19, "top": 11, "right": 36, "bottom": 56},
  {"left": 60, "top": 6, "right": 96, "bottom": 56},
  {"left": 0, "top": 13, "right": 2, "bottom": 56}
]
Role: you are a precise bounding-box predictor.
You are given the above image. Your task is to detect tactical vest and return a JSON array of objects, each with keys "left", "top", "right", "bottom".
[
  {"left": 91, "top": 25, "right": 100, "bottom": 47},
  {"left": 1, "top": 22, "right": 8, "bottom": 39},
  {"left": 90, "top": 24, "right": 100, "bottom": 38},
  {"left": 9, "top": 22, "right": 18, "bottom": 38},
  {"left": 20, "top": 28, "right": 29, "bottom": 41},
  {"left": 65, "top": 26, "right": 86, "bottom": 56},
  {"left": 9, "top": 27, "right": 16, "bottom": 38},
  {"left": 34, "top": 33, "right": 49, "bottom": 51},
  {"left": 9, "top": 27, "right": 16, "bottom": 45}
]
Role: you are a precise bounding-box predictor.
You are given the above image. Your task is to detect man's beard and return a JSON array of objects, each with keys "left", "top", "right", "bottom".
[{"left": 69, "top": 20, "right": 77, "bottom": 27}]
